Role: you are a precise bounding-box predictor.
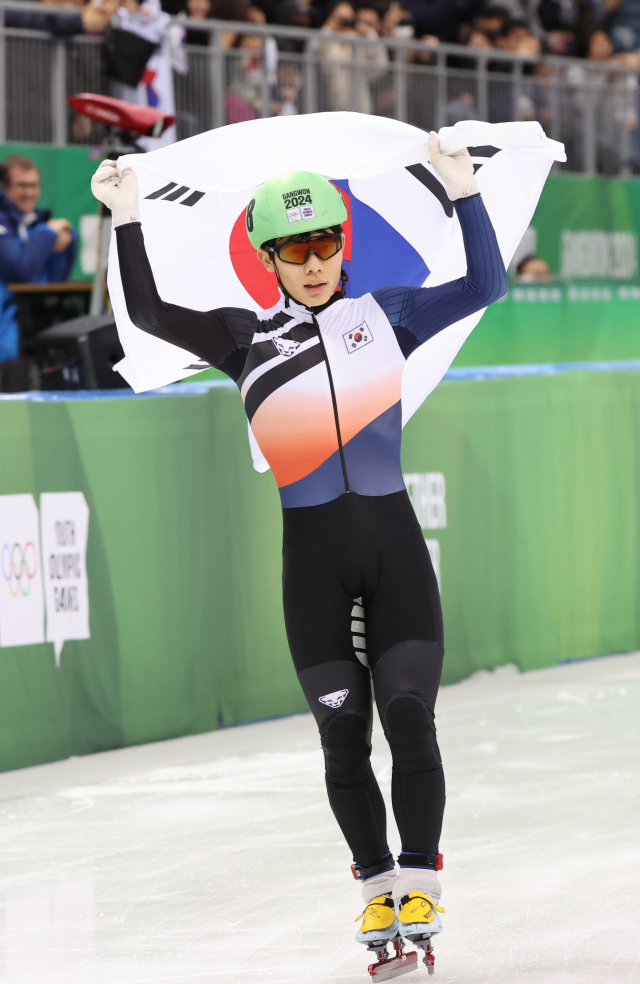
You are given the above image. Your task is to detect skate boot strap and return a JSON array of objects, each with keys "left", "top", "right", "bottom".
[
  {"left": 351, "top": 853, "right": 395, "bottom": 881},
  {"left": 355, "top": 894, "right": 396, "bottom": 922},
  {"left": 397, "top": 851, "right": 443, "bottom": 871},
  {"left": 398, "top": 893, "right": 445, "bottom": 919}
]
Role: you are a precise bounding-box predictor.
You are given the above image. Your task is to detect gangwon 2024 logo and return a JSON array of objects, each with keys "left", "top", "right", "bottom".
[
  {"left": 1, "top": 541, "right": 38, "bottom": 597},
  {"left": 283, "top": 187, "right": 315, "bottom": 224}
]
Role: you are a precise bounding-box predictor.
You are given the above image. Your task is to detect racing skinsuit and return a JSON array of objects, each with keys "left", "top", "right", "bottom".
[{"left": 115, "top": 193, "right": 507, "bottom": 875}]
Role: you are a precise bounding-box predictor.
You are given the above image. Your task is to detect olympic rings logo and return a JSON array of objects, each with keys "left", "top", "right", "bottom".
[{"left": 1, "top": 542, "right": 39, "bottom": 598}]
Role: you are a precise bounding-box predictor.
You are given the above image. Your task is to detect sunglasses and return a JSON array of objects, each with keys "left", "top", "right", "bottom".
[{"left": 269, "top": 233, "right": 343, "bottom": 265}]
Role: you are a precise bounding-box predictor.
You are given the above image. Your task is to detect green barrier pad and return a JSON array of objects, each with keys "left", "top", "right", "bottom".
[
  {"left": 1, "top": 367, "right": 639, "bottom": 770},
  {"left": 458, "top": 281, "right": 640, "bottom": 366}
]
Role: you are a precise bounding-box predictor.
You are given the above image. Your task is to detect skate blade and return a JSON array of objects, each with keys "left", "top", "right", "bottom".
[{"left": 369, "top": 950, "right": 418, "bottom": 981}]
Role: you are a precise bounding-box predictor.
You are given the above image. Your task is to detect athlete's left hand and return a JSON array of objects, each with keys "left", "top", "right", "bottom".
[{"left": 428, "top": 131, "right": 479, "bottom": 202}]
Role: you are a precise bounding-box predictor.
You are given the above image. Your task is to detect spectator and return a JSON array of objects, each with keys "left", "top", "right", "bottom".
[
  {"left": 466, "top": 27, "right": 493, "bottom": 48},
  {"left": 496, "top": 18, "right": 542, "bottom": 55},
  {"left": 313, "top": 1, "right": 388, "bottom": 112},
  {"left": 0, "top": 155, "right": 77, "bottom": 364},
  {"left": 355, "top": 4, "right": 381, "bottom": 34},
  {"left": 586, "top": 25, "right": 614, "bottom": 58},
  {"left": 226, "top": 33, "right": 264, "bottom": 122},
  {"left": 4, "top": 0, "right": 115, "bottom": 36},
  {"left": 10, "top": 0, "right": 117, "bottom": 141},
  {"left": 108, "top": 0, "right": 187, "bottom": 149},
  {"left": 451, "top": 8, "right": 507, "bottom": 68},
  {"left": 516, "top": 255, "right": 552, "bottom": 281},
  {"left": 247, "top": 4, "right": 269, "bottom": 23},
  {"left": 615, "top": 0, "right": 640, "bottom": 50},
  {"left": 275, "top": 60, "right": 303, "bottom": 113},
  {"left": 322, "top": 2, "right": 357, "bottom": 33},
  {"left": 275, "top": 0, "right": 315, "bottom": 25},
  {"left": 184, "top": 0, "right": 252, "bottom": 46},
  {"left": 471, "top": 4, "right": 511, "bottom": 42},
  {"left": 274, "top": 0, "right": 316, "bottom": 52},
  {"left": 445, "top": 89, "right": 477, "bottom": 123},
  {"left": 397, "top": 0, "right": 483, "bottom": 43},
  {"left": 538, "top": 0, "right": 622, "bottom": 55},
  {"left": 185, "top": 0, "right": 214, "bottom": 44},
  {"left": 546, "top": 28, "right": 577, "bottom": 53},
  {"left": 381, "top": 1, "right": 415, "bottom": 38},
  {"left": 226, "top": 31, "right": 280, "bottom": 121}
]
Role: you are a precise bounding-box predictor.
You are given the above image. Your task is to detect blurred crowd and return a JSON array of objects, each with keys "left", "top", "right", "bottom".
[
  {"left": 6, "top": 0, "right": 640, "bottom": 168},
  {"left": 9, "top": 0, "right": 640, "bottom": 61}
]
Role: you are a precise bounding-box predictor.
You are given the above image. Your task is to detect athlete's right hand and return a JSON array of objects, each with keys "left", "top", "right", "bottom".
[{"left": 91, "top": 159, "right": 140, "bottom": 227}]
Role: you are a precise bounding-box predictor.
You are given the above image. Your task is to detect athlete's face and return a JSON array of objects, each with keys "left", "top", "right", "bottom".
[{"left": 257, "top": 229, "right": 345, "bottom": 307}]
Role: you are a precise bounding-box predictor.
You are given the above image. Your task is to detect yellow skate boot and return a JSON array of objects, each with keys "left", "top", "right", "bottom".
[
  {"left": 355, "top": 894, "right": 399, "bottom": 945},
  {"left": 396, "top": 892, "right": 445, "bottom": 940}
]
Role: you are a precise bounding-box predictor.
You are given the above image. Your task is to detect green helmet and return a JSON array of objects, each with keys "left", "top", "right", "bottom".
[{"left": 246, "top": 170, "right": 348, "bottom": 249}]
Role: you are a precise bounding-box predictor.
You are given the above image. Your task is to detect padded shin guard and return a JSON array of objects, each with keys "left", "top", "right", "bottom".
[
  {"left": 372, "top": 640, "right": 445, "bottom": 854},
  {"left": 297, "top": 660, "right": 390, "bottom": 868}
]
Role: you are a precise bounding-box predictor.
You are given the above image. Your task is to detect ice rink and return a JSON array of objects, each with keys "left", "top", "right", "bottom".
[{"left": 0, "top": 652, "right": 638, "bottom": 984}]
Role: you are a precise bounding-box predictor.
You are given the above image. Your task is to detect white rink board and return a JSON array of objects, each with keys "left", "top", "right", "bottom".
[{"left": 0, "top": 653, "right": 638, "bottom": 984}]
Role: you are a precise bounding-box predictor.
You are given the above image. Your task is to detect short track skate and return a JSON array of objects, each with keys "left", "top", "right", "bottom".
[
  {"left": 366, "top": 932, "right": 436, "bottom": 980},
  {"left": 409, "top": 934, "right": 436, "bottom": 975},
  {"left": 367, "top": 934, "right": 417, "bottom": 981}
]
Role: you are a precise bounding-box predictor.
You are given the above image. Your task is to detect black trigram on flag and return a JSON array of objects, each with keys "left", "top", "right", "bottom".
[{"left": 145, "top": 183, "right": 206, "bottom": 207}]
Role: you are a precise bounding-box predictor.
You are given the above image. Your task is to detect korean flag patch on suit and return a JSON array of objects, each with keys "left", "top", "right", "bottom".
[{"left": 344, "top": 322, "right": 373, "bottom": 354}]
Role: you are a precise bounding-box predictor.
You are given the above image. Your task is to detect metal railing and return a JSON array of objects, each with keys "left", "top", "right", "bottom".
[{"left": 1, "top": 0, "right": 639, "bottom": 175}]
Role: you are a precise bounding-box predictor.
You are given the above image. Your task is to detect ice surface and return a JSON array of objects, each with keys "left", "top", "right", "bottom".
[{"left": 0, "top": 653, "right": 639, "bottom": 984}]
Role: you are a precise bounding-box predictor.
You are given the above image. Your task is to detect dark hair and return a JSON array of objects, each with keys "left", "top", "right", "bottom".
[
  {"left": 499, "top": 17, "right": 530, "bottom": 37},
  {"left": 516, "top": 254, "right": 537, "bottom": 274},
  {"left": 324, "top": 0, "right": 355, "bottom": 19},
  {"left": 275, "top": 0, "right": 314, "bottom": 26},
  {"left": 209, "top": 0, "right": 250, "bottom": 20},
  {"left": 0, "top": 153, "right": 39, "bottom": 186},
  {"left": 478, "top": 5, "right": 510, "bottom": 21}
]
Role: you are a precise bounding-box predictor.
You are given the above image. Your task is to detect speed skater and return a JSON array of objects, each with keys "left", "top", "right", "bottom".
[{"left": 91, "top": 130, "right": 507, "bottom": 979}]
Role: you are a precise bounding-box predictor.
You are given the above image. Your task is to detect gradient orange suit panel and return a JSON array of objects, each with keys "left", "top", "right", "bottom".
[{"left": 250, "top": 361, "right": 404, "bottom": 489}]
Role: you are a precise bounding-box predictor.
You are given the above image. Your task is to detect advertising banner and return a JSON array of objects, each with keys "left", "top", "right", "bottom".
[
  {"left": 40, "top": 493, "right": 90, "bottom": 666},
  {"left": 0, "top": 494, "right": 45, "bottom": 648}
]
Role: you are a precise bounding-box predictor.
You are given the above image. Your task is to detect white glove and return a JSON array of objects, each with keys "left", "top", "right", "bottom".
[
  {"left": 91, "top": 159, "right": 140, "bottom": 227},
  {"left": 428, "top": 131, "right": 478, "bottom": 202}
]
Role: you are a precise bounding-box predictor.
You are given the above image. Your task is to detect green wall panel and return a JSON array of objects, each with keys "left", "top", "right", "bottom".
[{"left": 1, "top": 369, "right": 639, "bottom": 770}]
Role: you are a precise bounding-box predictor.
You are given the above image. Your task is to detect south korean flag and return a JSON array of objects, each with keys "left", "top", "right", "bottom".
[
  {"left": 344, "top": 322, "right": 373, "bottom": 354},
  {"left": 108, "top": 113, "right": 565, "bottom": 442}
]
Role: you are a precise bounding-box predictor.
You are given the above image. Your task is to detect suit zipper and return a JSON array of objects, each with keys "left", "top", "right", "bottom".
[{"left": 312, "top": 313, "right": 350, "bottom": 494}]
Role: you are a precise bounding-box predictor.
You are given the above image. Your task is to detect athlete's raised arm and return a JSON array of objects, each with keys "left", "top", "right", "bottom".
[
  {"left": 371, "top": 132, "right": 508, "bottom": 357},
  {"left": 91, "top": 160, "right": 254, "bottom": 381}
]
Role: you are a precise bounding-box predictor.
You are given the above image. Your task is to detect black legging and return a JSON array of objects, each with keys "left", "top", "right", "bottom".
[{"left": 282, "top": 489, "right": 445, "bottom": 869}]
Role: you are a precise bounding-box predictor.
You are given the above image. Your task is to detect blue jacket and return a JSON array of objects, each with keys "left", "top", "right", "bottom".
[{"left": 0, "top": 189, "right": 78, "bottom": 362}]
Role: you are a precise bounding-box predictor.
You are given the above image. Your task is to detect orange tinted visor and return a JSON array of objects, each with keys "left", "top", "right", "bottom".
[{"left": 274, "top": 234, "right": 342, "bottom": 265}]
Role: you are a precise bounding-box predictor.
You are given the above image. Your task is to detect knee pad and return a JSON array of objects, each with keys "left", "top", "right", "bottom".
[
  {"left": 373, "top": 640, "right": 444, "bottom": 774},
  {"left": 323, "top": 713, "right": 372, "bottom": 783},
  {"left": 297, "top": 660, "right": 373, "bottom": 783}
]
